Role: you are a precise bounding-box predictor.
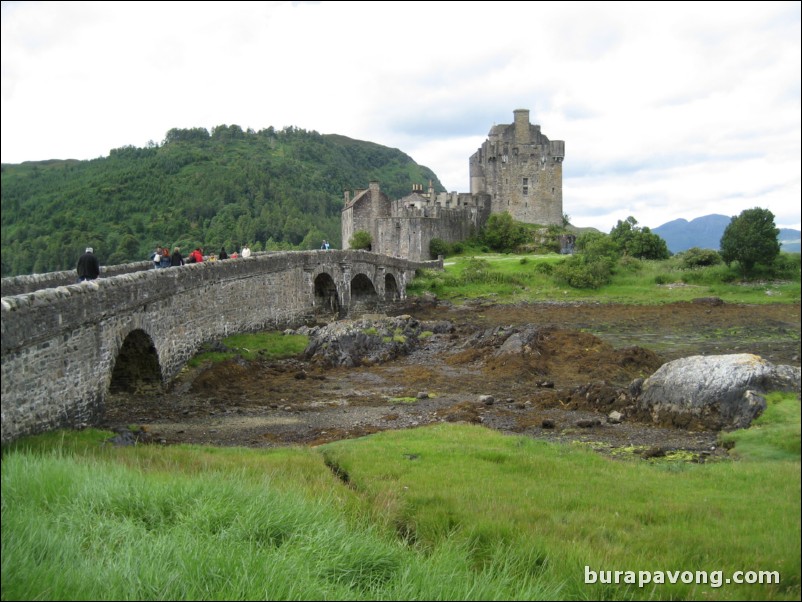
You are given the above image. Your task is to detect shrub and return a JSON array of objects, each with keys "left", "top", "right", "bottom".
[
  {"left": 482, "top": 212, "right": 528, "bottom": 252},
  {"left": 617, "top": 256, "right": 643, "bottom": 272},
  {"left": 772, "top": 252, "right": 801, "bottom": 279},
  {"left": 654, "top": 273, "right": 676, "bottom": 285},
  {"left": 679, "top": 247, "right": 723, "bottom": 268},
  {"left": 553, "top": 257, "right": 613, "bottom": 289},
  {"left": 429, "top": 238, "right": 450, "bottom": 259},
  {"left": 349, "top": 230, "right": 372, "bottom": 251}
]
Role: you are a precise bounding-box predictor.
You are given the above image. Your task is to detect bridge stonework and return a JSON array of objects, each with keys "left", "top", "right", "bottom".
[{"left": 1, "top": 250, "right": 440, "bottom": 444}]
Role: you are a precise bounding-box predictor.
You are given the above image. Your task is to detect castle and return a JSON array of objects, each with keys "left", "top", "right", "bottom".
[{"left": 341, "top": 109, "right": 564, "bottom": 261}]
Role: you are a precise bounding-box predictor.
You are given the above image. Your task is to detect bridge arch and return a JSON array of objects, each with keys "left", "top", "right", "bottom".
[
  {"left": 384, "top": 273, "right": 400, "bottom": 301},
  {"left": 109, "top": 328, "right": 163, "bottom": 394},
  {"left": 350, "top": 273, "right": 379, "bottom": 312},
  {"left": 313, "top": 272, "right": 339, "bottom": 315}
]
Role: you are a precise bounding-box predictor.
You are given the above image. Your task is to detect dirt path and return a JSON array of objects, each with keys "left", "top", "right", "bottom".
[{"left": 102, "top": 300, "right": 800, "bottom": 458}]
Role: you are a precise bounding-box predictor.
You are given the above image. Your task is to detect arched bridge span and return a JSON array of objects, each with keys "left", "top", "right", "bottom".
[{"left": 0, "top": 250, "right": 440, "bottom": 443}]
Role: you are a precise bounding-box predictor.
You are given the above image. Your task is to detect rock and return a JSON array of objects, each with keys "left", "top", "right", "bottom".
[
  {"left": 417, "top": 391, "right": 429, "bottom": 399},
  {"left": 641, "top": 446, "right": 666, "bottom": 458},
  {"left": 302, "top": 317, "right": 453, "bottom": 367},
  {"left": 608, "top": 410, "right": 623, "bottom": 424},
  {"left": 480, "top": 395, "right": 494, "bottom": 405},
  {"left": 541, "top": 419, "right": 555, "bottom": 429},
  {"left": 691, "top": 297, "right": 724, "bottom": 306},
  {"left": 576, "top": 419, "right": 601, "bottom": 428},
  {"left": 637, "top": 354, "right": 800, "bottom": 430}
]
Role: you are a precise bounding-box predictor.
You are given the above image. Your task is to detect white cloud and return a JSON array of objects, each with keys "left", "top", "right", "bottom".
[{"left": 2, "top": 0, "right": 800, "bottom": 231}]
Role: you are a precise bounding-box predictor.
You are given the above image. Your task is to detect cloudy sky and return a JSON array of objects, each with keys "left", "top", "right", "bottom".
[{"left": 2, "top": 1, "right": 800, "bottom": 232}]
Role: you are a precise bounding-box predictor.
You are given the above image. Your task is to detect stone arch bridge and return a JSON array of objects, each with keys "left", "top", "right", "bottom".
[{"left": 1, "top": 250, "right": 441, "bottom": 443}]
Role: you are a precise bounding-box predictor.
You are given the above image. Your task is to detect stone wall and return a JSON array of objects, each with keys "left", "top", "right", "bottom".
[
  {"left": 341, "top": 181, "right": 391, "bottom": 251},
  {"left": 1, "top": 260, "right": 152, "bottom": 296},
  {"left": 375, "top": 202, "right": 490, "bottom": 261},
  {"left": 1, "top": 250, "right": 441, "bottom": 443}
]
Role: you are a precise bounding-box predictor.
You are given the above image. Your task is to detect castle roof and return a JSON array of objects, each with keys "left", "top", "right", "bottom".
[
  {"left": 397, "top": 192, "right": 430, "bottom": 205},
  {"left": 344, "top": 188, "right": 369, "bottom": 210}
]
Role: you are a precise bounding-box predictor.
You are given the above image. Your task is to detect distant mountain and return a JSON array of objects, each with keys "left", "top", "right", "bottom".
[{"left": 653, "top": 214, "right": 800, "bottom": 254}]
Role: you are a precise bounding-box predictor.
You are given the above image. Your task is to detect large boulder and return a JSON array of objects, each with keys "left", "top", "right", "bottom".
[
  {"left": 637, "top": 354, "right": 800, "bottom": 430},
  {"left": 295, "top": 316, "right": 452, "bottom": 368}
]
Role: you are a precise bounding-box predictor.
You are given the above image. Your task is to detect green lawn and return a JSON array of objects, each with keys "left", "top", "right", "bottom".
[{"left": 3, "top": 399, "right": 799, "bottom": 600}]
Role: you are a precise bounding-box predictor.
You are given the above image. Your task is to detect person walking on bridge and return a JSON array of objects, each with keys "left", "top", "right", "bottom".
[
  {"left": 171, "top": 247, "right": 184, "bottom": 267},
  {"left": 76, "top": 247, "right": 100, "bottom": 282}
]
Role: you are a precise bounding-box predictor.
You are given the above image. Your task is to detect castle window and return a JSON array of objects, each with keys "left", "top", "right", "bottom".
[
  {"left": 523, "top": 186, "right": 528, "bottom": 196},
  {"left": 523, "top": 178, "right": 528, "bottom": 186}
]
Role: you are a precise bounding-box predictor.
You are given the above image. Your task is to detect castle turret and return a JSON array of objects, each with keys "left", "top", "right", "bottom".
[
  {"left": 467, "top": 108, "right": 563, "bottom": 226},
  {"left": 514, "top": 108, "right": 531, "bottom": 145}
]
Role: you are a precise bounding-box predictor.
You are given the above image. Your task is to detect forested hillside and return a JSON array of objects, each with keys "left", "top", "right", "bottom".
[{"left": 1, "top": 125, "right": 445, "bottom": 277}]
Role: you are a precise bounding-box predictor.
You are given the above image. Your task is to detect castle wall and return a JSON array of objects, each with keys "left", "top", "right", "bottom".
[
  {"left": 341, "top": 181, "right": 391, "bottom": 250},
  {"left": 376, "top": 201, "right": 490, "bottom": 261}
]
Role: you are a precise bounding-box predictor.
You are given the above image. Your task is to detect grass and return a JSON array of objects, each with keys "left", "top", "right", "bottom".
[
  {"left": 323, "top": 423, "right": 800, "bottom": 600},
  {"left": 3, "top": 415, "right": 799, "bottom": 600},
  {"left": 409, "top": 253, "right": 801, "bottom": 305},
  {"left": 718, "top": 392, "right": 801, "bottom": 461},
  {"left": 187, "top": 331, "right": 308, "bottom": 367},
  {"left": 2, "top": 433, "right": 560, "bottom": 601}
]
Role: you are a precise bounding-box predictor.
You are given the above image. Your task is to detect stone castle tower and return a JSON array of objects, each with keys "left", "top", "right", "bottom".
[
  {"left": 469, "top": 108, "right": 564, "bottom": 225},
  {"left": 342, "top": 109, "right": 564, "bottom": 260}
]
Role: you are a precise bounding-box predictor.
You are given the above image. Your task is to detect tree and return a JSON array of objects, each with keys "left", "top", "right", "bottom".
[
  {"left": 349, "top": 230, "right": 372, "bottom": 250},
  {"left": 482, "top": 212, "right": 527, "bottom": 252},
  {"left": 720, "top": 208, "right": 780, "bottom": 277},
  {"left": 609, "top": 216, "right": 670, "bottom": 260}
]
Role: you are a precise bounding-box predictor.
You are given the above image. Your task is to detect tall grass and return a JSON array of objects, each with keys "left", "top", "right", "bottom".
[
  {"left": 3, "top": 420, "right": 799, "bottom": 600},
  {"left": 322, "top": 423, "right": 801, "bottom": 601},
  {"left": 2, "top": 441, "right": 561, "bottom": 600}
]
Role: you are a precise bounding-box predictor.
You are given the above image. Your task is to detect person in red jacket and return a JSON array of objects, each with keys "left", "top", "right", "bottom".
[{"left": 188, "top": 247, "right": 204, "bottom": 263}]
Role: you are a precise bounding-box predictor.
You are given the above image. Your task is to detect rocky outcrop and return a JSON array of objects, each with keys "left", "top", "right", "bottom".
[
  {"left": 637, "top": 354, "right": 800, "bottom": 430},
  {"left": 294, "top": 315, "right": 453, "bottom": 368}
]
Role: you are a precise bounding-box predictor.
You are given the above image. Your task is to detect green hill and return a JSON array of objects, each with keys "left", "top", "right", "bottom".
[{"left": 1, "top": 125, "right": 445, "bottom": 277}]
